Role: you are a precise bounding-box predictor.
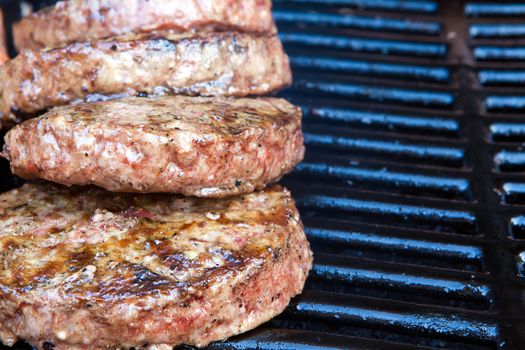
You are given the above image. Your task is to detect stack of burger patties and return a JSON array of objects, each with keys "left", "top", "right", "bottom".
[{"left": 0, "top": 1, "right": 313, "bottom": 350}]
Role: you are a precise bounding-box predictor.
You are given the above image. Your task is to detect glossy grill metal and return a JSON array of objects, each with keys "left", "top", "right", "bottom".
[{"left": 1, "top": 0, "right": 525, "bottom": 349}]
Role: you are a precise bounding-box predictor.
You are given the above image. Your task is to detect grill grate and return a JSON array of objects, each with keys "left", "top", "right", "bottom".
[{"left": 2, "top": 0, "right": 525, "bottom": 349}]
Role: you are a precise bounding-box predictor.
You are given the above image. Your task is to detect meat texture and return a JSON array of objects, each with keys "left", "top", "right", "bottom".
[
  {"left": 13, "top": 0, "right": 276, "bottom": 50},
  {"left": 0, "top": 32, "right": 292, "bottom": 127},
  {"left": 0, "top": 9, "right": 8, "bottom": 64},
  {"left": 3, "top": 95, "right": 304, "bottom": 197},
  {"left": 0, "top": 183, "right": 312, "bottom": 349}
]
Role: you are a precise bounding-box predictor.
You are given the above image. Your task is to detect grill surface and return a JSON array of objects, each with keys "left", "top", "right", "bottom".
[{"left": 1, "top": 0, "right": 525, "bottom": 349}]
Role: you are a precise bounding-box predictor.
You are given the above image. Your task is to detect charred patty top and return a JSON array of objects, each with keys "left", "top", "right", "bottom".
[
  {"left": 3, "top": 95, "right": 304, "bottom": 197},
  {"left": 0, "top": 31, "right": 291, "bottom": 127},
  {"left": 0, "top": 183, "right": 312, "bottom": 349},
  {"left": 14, "top": 0, "right": 276, "bottom": 50}
]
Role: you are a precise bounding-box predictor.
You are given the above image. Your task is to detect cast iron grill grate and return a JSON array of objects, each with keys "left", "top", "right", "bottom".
[{"left": 1, "top": 0, "right": 525, "bottom": 349}]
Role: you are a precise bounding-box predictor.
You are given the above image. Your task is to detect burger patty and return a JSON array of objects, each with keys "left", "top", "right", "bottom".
[
  {"left": 0, "top": 183, "right": 312, "bottom": 350},
  {"left": 3, "top": 95, "right": 304, "bottom": 197},
  {"left": 0, "top": 9, "right": 7, "bottom": 64},
  {"left": 13, "top": 0, "right": 276, "bottom": 50},
  {"left": 0, "top": 32, "right": 291, "bottom": 127}
]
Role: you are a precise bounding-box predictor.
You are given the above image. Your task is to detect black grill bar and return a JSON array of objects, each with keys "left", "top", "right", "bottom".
[
  {"left": 470, "top": 24, "right": 525, "bottom": 39},
  {"left": 274, "top": 10, "right": 442, "bottom": 35},
  {"left": 301, "top": 105, "right": 458, "bottom": 132},
  {"left": 298, "top": 193, "right": 475, "bottom": 224},
  {"left": 279, "top": 32, "right": 448, "bottom": 57},
  {"left": 501, "top": 182, "right": 525, "bottom": 203},
  {"left": 207, "top": 328, "right": 431, "bottom": 350},
  {"left": 310, "top": 254, "right": 492, "bottom": 306},
  {"left": 465, "top": 3, "right": 525, "bottom": 17},
  {"left": 291, "top": 57, "right": 451, "bottom": 81},
  {"left": 303, "top": 223, "right": 485, "bottom": 273},
  {"left": 286, "top": 292, "right": 499, "bottom": 345},
  {"left": 479, "top": 71, "right": 525, "bottom": 86},
  {"left": 293, "top": 80, "right": 455, "bottom": 107},
  {"left": 274, "top": 0, "right": 439, "bottom": 13},
  {"left": 294, "top": 161, "right": 470, "bottom": 198},
  {"left": 303, "top": 132, "right": 464, "bottom": 163}
]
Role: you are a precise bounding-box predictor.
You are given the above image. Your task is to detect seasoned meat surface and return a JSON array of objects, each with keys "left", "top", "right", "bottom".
[
  {"left": 0, "top": 32, "right": 291, "bottom": 127},
  {"left": 0, "top": 9, "right": 7, "bottom": 64},
  {"left": 3, "top": 96, "right": 304, "bottom": 197},
  {"left": 13, "top": 0, "right": 276, "bottom": 50},
  {"left": 0, "top": 183, "right": 312, "bottom": 349}
]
